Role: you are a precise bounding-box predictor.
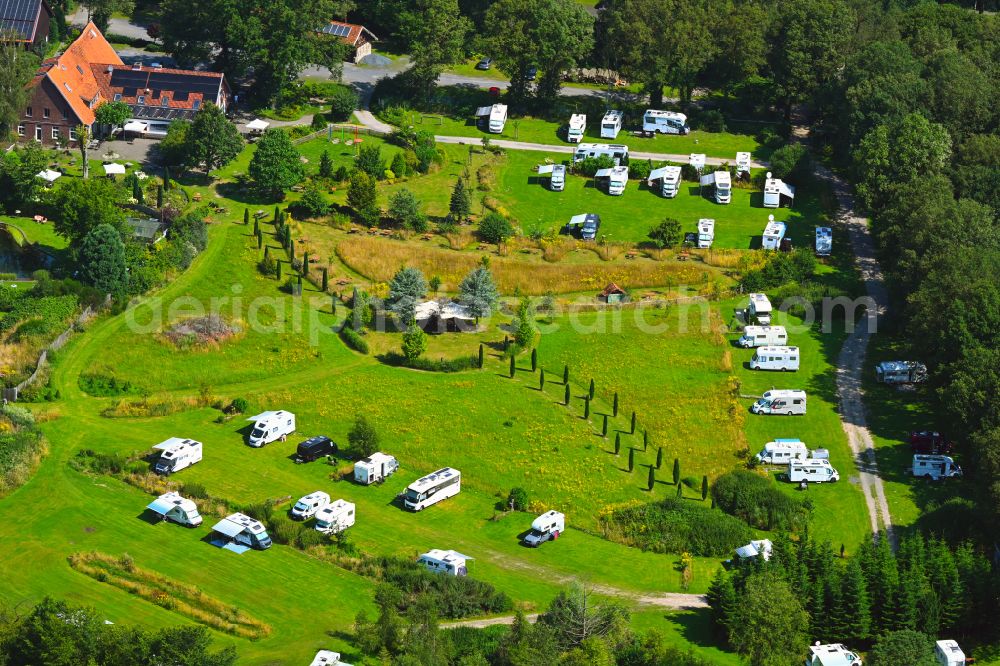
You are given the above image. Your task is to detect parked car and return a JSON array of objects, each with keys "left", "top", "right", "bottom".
[
  {"left": 526, "top": 65, "right": 538, "bottom": 81},
  {"left": 476, "top": 57, "right": 492, "bottom": 70},
  {"left": 295, "top": 435, "right": 337, "bottom": 463}
]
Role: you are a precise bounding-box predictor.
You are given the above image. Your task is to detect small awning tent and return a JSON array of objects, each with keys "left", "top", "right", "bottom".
[
  {"left": 777, "top": 180, "right": 796, "bottom": 200},
  {"left": 212, "top": 517, "right": 245, "bottom": 538},
  {"left": 537, "top": 164, "right": 554, "bottom": 175},
  {"left": 594, "top": 168, "right": 613, "bottom": 178},
  {"left": 36, "top": 169, "right": 62, "bottom": 183},
  {"left": 123, "top": 120, "right": 148, "bottom": 134},
  {"left": 567, "top": 213, "right": 588, "bottom": 228},
  {"left": 475, "top": 106, "right": 493, "bottom": 117},
  {"left": 146, "top": 495, "right": 177, "bottom": 516},
  {"left": 103, "top": 163, "right": 126, "bottom": 176},
  {"left": 699, "top": 172, "right": 716, "bottom": 186},
  {"left": 246, "top": 118, "right": 270, "bottom": 131},
  {"left": 647, "top": 166, "right": 672, "bottom": 183}
]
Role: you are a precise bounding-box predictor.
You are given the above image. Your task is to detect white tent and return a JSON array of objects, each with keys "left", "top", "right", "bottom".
[
  {"left": 594, "top": 167, "right": 614, "bottom": 178},
  {"left": 123, "top": 120, "right": 148, "bottom": 134},
  {"left": 36, "top": 169, "right": 62, "bottom": 183},
  {"left": 699, "top": 172, "right": 717, "bottom": 186},
  {"left": 103, "top": 163, "right": 126, "bottom": 176},
  {"left": 246, "top": 118, "right": 270, "bottom": 132},
  {"left": 536, "top": 164, "right": 555, "bottom": 175}
]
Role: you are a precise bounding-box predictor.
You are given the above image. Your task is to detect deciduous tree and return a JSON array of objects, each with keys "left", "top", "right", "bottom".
[
  {"left": 186, "top": 103, "right": 243, "bottom": 173},
  {"left": 347, "top": 414, "right": 379, "bottom": 458},
  {"left": 248, "top": 128, "right": 305, "bottom": 199}
]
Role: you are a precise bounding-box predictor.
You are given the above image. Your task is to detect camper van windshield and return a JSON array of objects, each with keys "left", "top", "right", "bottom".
[
  {"left": 251, "top": 428, "right": 264, "bottom": 438},
  {"left": 405, "top": 489, "right": 425, "bottom": 502}
]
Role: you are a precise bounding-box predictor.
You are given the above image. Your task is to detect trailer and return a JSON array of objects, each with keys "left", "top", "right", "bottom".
[
  {"left": 762, "top": 215, "right": 787, "bottom": 250},
  {"left": 699, "top": 170, "right": 732, "bottom": 204},
  {"left": 647, "top": 165, "right": 682, "bottom": 198},
  {"left": 789, "top": 459, "right": 839, "bottom": 483},
  {"left": 295, "top": 435, "right": 336, "bottom": 462},
  {"left": 595, "top": 166, "right": 628, "bottom": 195},
  {"left": 642, "top": 109, "right": 689, "bottom": 135},
  {"left": 755, "top": 438, "right": 809, "bottom": 464},
  {"left": 314, "top": 499, "right": 356, "bottom": 534},
  {"left": 738, "top": 325, "right": 788, "bottom": 348},
  {"left": 566, "top": 113, "right": 586, "bottom": 143},
  {"left": 807, "top": 643, "right": 862, "bottom": 666},
  {"left": 247, "top": 410, "right": 295, "bottom": 447},
  {"left": 565, "top": 213, "right": 601, "bottom": 240},
  {"left": 913, "top": 454, "right": 962, "bottom": 480},
  {"left": 211, "top": 513, "right": 272, "bottom": 551},
  {"left": 522, "top": 510, "right": 565, "bottom": 547},
  {"left": 751, "top": 389, "right": 807, "bottom": 416},
  {"left": 417, "top": 548, "right": 472, "bottom": 576},
  {"left": 474, "top": 104, "right": 507, "bottom": 134},
  {"left": 354, "top": 452, "right": 399, "bottom": 485},
  {"left": 697, "top": 219, "right": 715, "bottom": 248},
  {"left": 735, "top": 152, "right": 752, "bottom": 179},
  {"left": 747, "top": 293, "right": 773, "bottom": 325},
  {"left": 537, "top": 163, "right": 566, "bottom": 191},
  {"left": 875, "top": 361, "right": 927, "bottom": 384},
  {"left": 934, "top": 640, "right": 966, "bottom": 666},
  {"left": 310, "top": 650, "right": 353, "bottom": 666},
  {"left": 152, "top": 438, "right": 203, "bottom": 476},
  {"left": 290, "top": 490, "right": 331, "bottom": 520},
  {"left": 763, "top": 172, "right": 795, "bottom": 208},
  {"left": 815, "top": 226, "right": 832, "bottom": 257},
  {"left": 600, "top": 110, "right": 623, "bottom": 138},
  {"left": 146, "top": 492, "right": 202, "bottom": 527},
  {"left": 750, "top": 346, "right": 800, "bottom": 372},
  {"left": 403, "top": 467, "right": 461, "bottom": 511},
  {"left": 573, "top": 143, "right": 628, "bottom": 165}
]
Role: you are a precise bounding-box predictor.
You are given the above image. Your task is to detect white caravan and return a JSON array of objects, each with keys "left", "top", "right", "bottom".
[
  {"left": 750, "top": 346, "right": 800, "bottom": 372},
  {"left": 537, "top": 164, "right": 566, "bottom": 191},
  {"left": 747, "top": 292, "right": 773, "bottom": 325},
  {"left": 913, "top": 454, "right": 962, "bottom": 480},
  {"left": 247, "top": 410, "right": 295, "bottom": 447},
  {"left": 403, "top": 467, "right": 461, "bottom": 511},
  {"left": 763, "top": 172, "right": 795, "bottom": 208},
  {"left": 815, "top": 226, "right": 832, "bottom": 257},
  {"left": 689, "top": 153, "right": 706, "bottom": 172},
  {"left": 699, "top": 170, "right": 732, "bottom": 204},
  {"left": 735, "top": 152, "right": 752, "bottom": 179},
  {"left": 152, "top": 438, "right": 202, "bottom": 476},
  {"left": 735, "top": 538, "right": 772, "bottom": 563},
  {"left": 146, "top": 492, "right": 202, "bottom": 527},
  {"left": 595, "top": 166, "right": 629, "bottom": 195},
  {"left": 523, "top": 510, "right": 565, "bottom": 547},
  {"left": 290, "top": 490, "right": 331, "bottom": 520},
  {"left": 807, "top": 643, "right": 862, "bottom": 666},
  {"left": 566, "top": 113, "right": 586, "bottom": 143},
  {"left": 751, "top": 389, "right": 807, "bottom": 415},
  {"left": 354, "top": 452, "right": 399, "bottom": 485},
  {"left": 211, "top": 513, "right": 272, "bottom": 550},
  {"left": 647, "top": 165, "right": 682, "bottom": 198},
  {"left": 314, "top": 499, "right": 356, "bottom": 534},
  {"left": 418, "top": 549, "right": 472, "bottom": 576},
  {"left": 573, "top": 143, "right": 629, "bottom": 165},
  {"left": 310, "top": 650, "right": 353, "bottom": 666},
  {"left": 600, "top": 110, "right": 623, "bottom": 138},
  {"left": 876, "top": 361, "right": 927, "bottom": 384},
  {"left": 935, "top": 640, "right": 966, "bottom": 666},
  {"left": 789, "top": 459, "right": 840, "bottom": 483},
  {"left": 482, "top": 104, "right": 507, "bottom": 133},
  {"left": 738, "top": 325, "right": 788, "bottom": 348},
  {"left": 762, "top": 215, "right": 787, "bottom": 250},
  {"left": 755, "top": 438, "right": 809, "bottom": 464},
  {"left": 697, "top": 219, "right": 715, "bottom": 249},
  {"left": 642, "top": 109, "right": 689, "bottom": 135}
]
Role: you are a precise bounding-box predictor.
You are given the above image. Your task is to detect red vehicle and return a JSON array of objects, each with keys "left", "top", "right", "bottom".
[{"left": 910, "top": 431, "right": 954, "bottom": 454}]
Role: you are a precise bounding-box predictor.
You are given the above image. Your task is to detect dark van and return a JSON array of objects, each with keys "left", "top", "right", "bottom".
[{"left": 296, "top": 436, "right": 337, "bottom": 462}]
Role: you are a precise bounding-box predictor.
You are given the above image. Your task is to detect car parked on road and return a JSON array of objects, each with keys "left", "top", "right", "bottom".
[{"left": 476, "top": 57, "right": 492, "bottom": 70}]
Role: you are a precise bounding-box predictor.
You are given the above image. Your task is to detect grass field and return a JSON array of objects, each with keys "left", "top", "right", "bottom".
[{"left": 0, "top": 215, "right": 69, "bottom": 251}]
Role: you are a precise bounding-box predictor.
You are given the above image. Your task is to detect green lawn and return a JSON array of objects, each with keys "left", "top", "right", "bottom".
[{"left": 1, "top": 215, "right": 69, "bottom": 250}]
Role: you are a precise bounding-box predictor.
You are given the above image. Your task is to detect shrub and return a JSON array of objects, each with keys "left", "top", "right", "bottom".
[
  {"left": 333, "top": 165, "right": 349, "bottom": 182},
  {"left": 340, "top": 326, "right": 369, "bottom": 354},
  {"left": 181, "top": 481, "right": 208, "bottom": 499},
  {"left": 601, "top": 498, "right": 752, "bottom": 556},
  {"left": 574, "top": 155, "right": 615, "bottom": 177},
  {"left": 296, "top": 528, "right": 327, "bottom": 549},
  {"left": 479, "top": 213, "right": 514, "bottom": 245},
  {"left": 229, "top": 397, "right": 249, "bottom": 414},
  {"left": 741, "top": 249, "right": 816, "bottom": 291},
  {"left": 507, "top": 487, "right": 529, "bottom": 511},
  {"left": 79, "top": 372, "right": 134, "bottom": 397},
  {"left": 699, "top": 109, "right": 726, "bottom": 133},
  {"left": 328, "top": 86, "right": 359, "bottom": 121},
  {"left": 310, "top": 112, "right": 327, "bottom": 130},
  {"left": 629, "top": 158, "right": 653, "bottom": 181},
  {"left": 292, "top": 184, "right": 330, "bottom": 218},
  {"left": 711, "top": 470, "right": 811, "bottom": 532},
  {"left": 768, "top": 143, "right": 811, "bottom": 181}
]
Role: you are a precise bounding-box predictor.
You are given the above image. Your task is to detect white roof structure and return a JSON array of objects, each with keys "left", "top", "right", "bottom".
[
  {"left": 123, "top": 120, "right": 148, "bottom": 133},
  {"left": 595, "top": 166, "right": 628, "bottom": 179},
  {"left": 568, "top": 113, "right": 586, "bottom": 130},
  {"left": 735, "top": 538, "right": 773, "bottom": 561},
  {"left": 36, "top": 169, "right": 62, "bottom": 182},
  {"left": 246, "top": 118, "right": 270, "bottom": 131},
  {"left": 699, "top": 170, "right": 730, "bottom": 187},
  {"left": 765, "top": 173, "right": 796, "bottom": 199},
  {"left": 103, "top": 163, "right": 126, "bottom": 175},
  {"left": 413, "top": 300, "right": 474, "bottom": 323},
  {"left": 537, "top": 164, "right": 555, "bottom": 175},
  {"left": 935, "top": 640, "right": 965, "bottom": 665},
  {"left": 152, "top": 437, "right": 197, "bottom": 451},
  {"left": 736, "top": 152, "right": 752, "bottom": 173},
  {"left": 247, "top": 410, "right": 290, "bottom": 423},
  {"left": 763, "top": 215, "right": 787, "bottom": 240},
  {"left": 408, "top": 467, "right": 460, "bottom": 493},
  {"left": 212, "top": 513, "right": 266, "bottom": 538},
  {"left": 749, "top": 292, "right": 772, "bottom": 312},
  {"left": 648, "top": 165, "right": 681, "bottom": 185},
  {"left": 146, "top": 492, "right": 196, "bottom": 517},
  {"left": 310, "top": 650, "right": 352, "bottom": 666},
  {"left": 806, "top": 643, "right": 861, "bottom": 666},
  {"left": 644, "top": 109, "right": 687, "bottom": 123},
  {"left": 689, "top": 153, "right": 706, "bottom": 170},
  {"left": 601, "top": 109, "right": 623, "bottom": 122},
  {"left": 421, "top": 548, "right": 474, "bottom": 565}
]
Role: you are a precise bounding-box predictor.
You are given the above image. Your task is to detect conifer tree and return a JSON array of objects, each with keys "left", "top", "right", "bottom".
[
  {"left": 627, "top": 448, "right": 634, "bottom": 472},
  {"left": 449, "top": 177, "right": 471, "bottom": 223},
  {"left": 564, "top": 384, "right": 570, "bottom": 406},
  {"left": 257, "top": 232, "right": 263, "bottom": 249},
  {"left": 245, "top": 208, "right": 251, "bottom": 225},
  {"left": 539, "top": 369, "right": 545, "bottom": 389},
  {"left": 648, "top": 466, "right": 656, "bottom": 491},
  {"left": 702, "top": 475, "right": 709, "bottom": 501},
  {"left": 630, "top": 411, "right": 636, "bottom": 434},
  {"left": 478, "top": 344, "right": 485, "bottom": 369},
  {"left": 583, "top": 397, "right": 590, "bottom": 419},
  {"left": 322, "top": 267, "right": 329, "bottom": 292},
  {"left": 588, "top": 378, "right": 595, "bottom": 400},
  {"left": 841, "top": 558, "right": 872, "bottom": 644},
  {"left": 602, "top": 414, "right": 608, "bottom": 437},
  {"left": 509, "top": 355, "right": 516, "bottom": 378},
  {"left": 531, "top": 348, "right": 537, "bottom": 371},
  {"left": 656, "top": 447, "right": 663, "bottom": 469},
  {"left": 672, "top": 458, "right": 680, "bottom": 485},
  {"left": 276, "top": 260, "right": 282, "bottom": 280},
  {"left": 614, "top": 433, "right": 621, "bottom": 455},
  {"left": 563, "top": 365, "right": 569, "bottom": 384},
  {"left": 157, "top": 185, "right": 163, "bottom": 208},
  {"left": 643, "top": 430, "right": 648, "bottom": 450},
  {"left": 613, "top": 392, "right": 619, "bottom": 417}
]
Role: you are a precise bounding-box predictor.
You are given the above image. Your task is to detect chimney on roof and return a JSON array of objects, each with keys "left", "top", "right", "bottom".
[
  {"left": 132, "top": 62, "right": 142, "bottom": 70},
  {"left": 106, "top": 65, "right": 113, "bottom": 73}
]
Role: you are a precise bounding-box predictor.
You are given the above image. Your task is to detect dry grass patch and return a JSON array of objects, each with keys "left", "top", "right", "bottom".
[{"left": 162, "top": 315, "right": 242, "bottom": 348}]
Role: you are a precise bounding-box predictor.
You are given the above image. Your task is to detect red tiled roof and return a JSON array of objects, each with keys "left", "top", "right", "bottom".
[
  {"left": 92, "top": 64, "right": 224, "bottom": 111},
  {"left": 35, "top": 21, "right": 123, "bottom": 125},
  {"left": 319, "top": 20, "right": 377, "bottom": 47}
]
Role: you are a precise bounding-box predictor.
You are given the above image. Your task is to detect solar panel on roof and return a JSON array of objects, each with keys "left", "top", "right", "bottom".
[
  {"left": 0, "top": 0, "right": 41, "bottom": 39},
  {"left": 321, "top": 23, "right": 351, "bottom": 37}
]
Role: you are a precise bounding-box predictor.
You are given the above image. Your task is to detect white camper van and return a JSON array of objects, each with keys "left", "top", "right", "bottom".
[
  {"left": 146, "top": 492, "right": 202, "bottom": 526},
  {"left": 566, "top": 113, "right": 586, "bottom": 143},
  {"left": 573, "top": 143, "right": 629, "bottom": 165},
  {"left": 290, "top": 490, "right": 331, "bottom": 520},
  {"left": 789, "top": 459, "right": 840, "bottom": 483},
  {"left": 354, "top": 452, "right": 399, "bottom": 485},
  {"left": 747, "top": 293, "right": 773, "bottom": 325},
  {"left": 738, "top": 325, "right": 788, "bottom": 348},
  {"left": 755, "top": 438, "right": 809, "bottom": 464},
  {"left": 523, "top": 510, "right": 565, "bottom": 547},
  {"left": 595, "top": 166, "right": 629, "bottom": 195},
  {"left": 488, "top": 104, "right": 507, "bottom": 133},
  {"left": 152, "top": 438, "right": 202, "bottom": 475},
  {"left": 734, "top": 538, "right": 772, "bottom": 563},
  {"left": 763, "top": 172, "right": 795, "bottom": 208},
  {"left": 647, "top": 165, "right": 682, "bottom": 198},
  {"left": 537, "top": 163, "right": 566, "bottom": 191},
  {"left": 807, "top": 643, "right": 862, "bottom": 666},
  {"left": 310, "top": 650, "right": 353, "bottom": 666},
  {"left": 762, "top": 215, "right": 787, "bottom": 250},
  {"left": 403, "top": 467, "right": 461, "bottom": 511},
  {"left": 697, "top": 219, "right": 715, "bottom": 249},
  {"left": 600, "top": 110, "right": 623, "bottom": 138},
  {"left": 815, "top": 226, "right": 832, "bottom": 257},
  {"left": 751, "top": 389, "right": 807, "bottom": 415},
  {"left": 642, "top": 109, "right": 689, "bottom": 135},
  {"left": 735, "top": 152, "right": 752, "bottom": 179},
  {"left": 934, "top": 640, "right": 966, "bottom": 666},
  {"left": 418, "top": 549, "right": 472, "bottom": 576},
  {"left": 247, "top": 410, "right": 295, "bottom": 447},
  {"left": 314, "top": 499, "right": 356, "bottom": 534},
  {"left": 212, "top": 513, "right": 272, "bottom": 550},
  {"left": 913, "top": 455, "right": 962, "bottom": 480},
  {"left": 750, "top": 346, "right": 800, "bottom": 372},
  {"left": 700, "top": 170, "right": 732, "bottom": 204}
]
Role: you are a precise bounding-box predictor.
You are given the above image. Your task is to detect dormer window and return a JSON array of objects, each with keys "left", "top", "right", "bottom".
[
  {"left": 137, "top": 95, "right": 146, "bottom": 105},
  {"left": 161, "top": 97, "right": 169, "bottom": 106},
  {"left": 63, "top": 82, "right": 72, "bottom": 93},
  {"left": 76, "top": 65, "right": 84, "bottom": 75},
  {"left": 192, "top": 100, "right": 201, "bottom": 110},
  {"left": 113, "top": 94, "right": 121, "bottom": 101}
]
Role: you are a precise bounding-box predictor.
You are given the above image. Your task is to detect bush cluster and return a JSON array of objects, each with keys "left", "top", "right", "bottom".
[
  {"left": 601, "top": 498, "right": 753, "bottom": 556},
  {"left": 340, "top": 326, "right": 370, "bottom": 354},
  {"left": 710, "top": 470, "right": 811, "bottom": 532}
]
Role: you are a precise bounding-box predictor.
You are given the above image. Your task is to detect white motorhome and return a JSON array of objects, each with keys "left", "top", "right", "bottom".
[
  {"left": 595, "top": 166, "right": 629, "bottom": 195},
  {"left": 815, "top": 226, "right": 832, "bottom": 257},
  {"left": 747, "top": 293, "right": 773, "bottom": 325},
  {"left": 934, "top": 640, "right": 966, "bottom": 666},
  {"left": 418, "top": 549, "right": 472, "bottom": 576},
  {"left": 807, "top": 643, "right": 862, "bottom": 666},
  {"left": 735, "top": 538, "right": 772, "bottom": 563},
  {"left": 486, "top": 104, "right": 507, "bottom": 133},
  {"left": 403, "top": 467, "right": 461, "bottom": 511},
  {"left": 152, "top": 438, "right": 203, "bottom": 476},
  {"left": 642, "top": 109, "right": 689, "bottom": 135},
  {"left": 738, "top": 325, "right": 788, "bottom": 348},
  {"left": 537, "top": 164, "right": 566, "bottom": 191},
  {"left": 789, "top": 459, "right": 840, "bottom": 483},
  {"left": 247, "top": 410, "right": 295, "bottom": 447},
  {"left": 751, "top": 389, "right": 807, "bottom": 415},
  {"left": 647, "top": 165, "right": 682, "bottom": 198},
  {"left": 211, "top": 513, "right": 272, "bottom": 550},
  {"left": 354, "top": 452, "right": 399, "bottom": 485},
  {"left": 573, "top": 143, "right": 629, "bottom": 165},
  {"left": 697, "top": 219, "right": 715, "bottom": 249},
  {"left": 735, "top": 152, "right": 752, "bottom": 179},
  {"left": 762, "top": 215, "right": 787, "bottom": 250},
  {"left": 314, "top": 499, "right": 356, "bottom": 534},
  {"left": 290, "top": 490, "right": 331, "bottom": 520},
  {"left": 523, "top": 510, "right": 565, "bottom": 547},
  {"left": 756, "top": 438, "right": 809, "bottom": 464},
  {"left": 566, "top": 113, "right": 586, "bottom": 143},
  {"left": 146, "top": 492, "right": 202, "bottom": 527},
  {"left": 750, "top": 346, "right": 800, "bottom": 372},
  {"left": 310, "top": 650, "right": 353, "bottom": 666},
  {"left": 600, "top": 110, "right": 623, "bottom": 138},
  {"left": 876, "top": 361, "right": 927, "bottom": 384},
  {"left": 763, "top": 172, "right": 795, "bottom": 208},
  {"left": 913, "top": 454, "right": 962, "bottom": 480},
  {"left": 689, "top": 153, "right": 706, "bottom": 172},
  {"left": 699, "top": 170, "right": 732, "bottom": 204}
]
